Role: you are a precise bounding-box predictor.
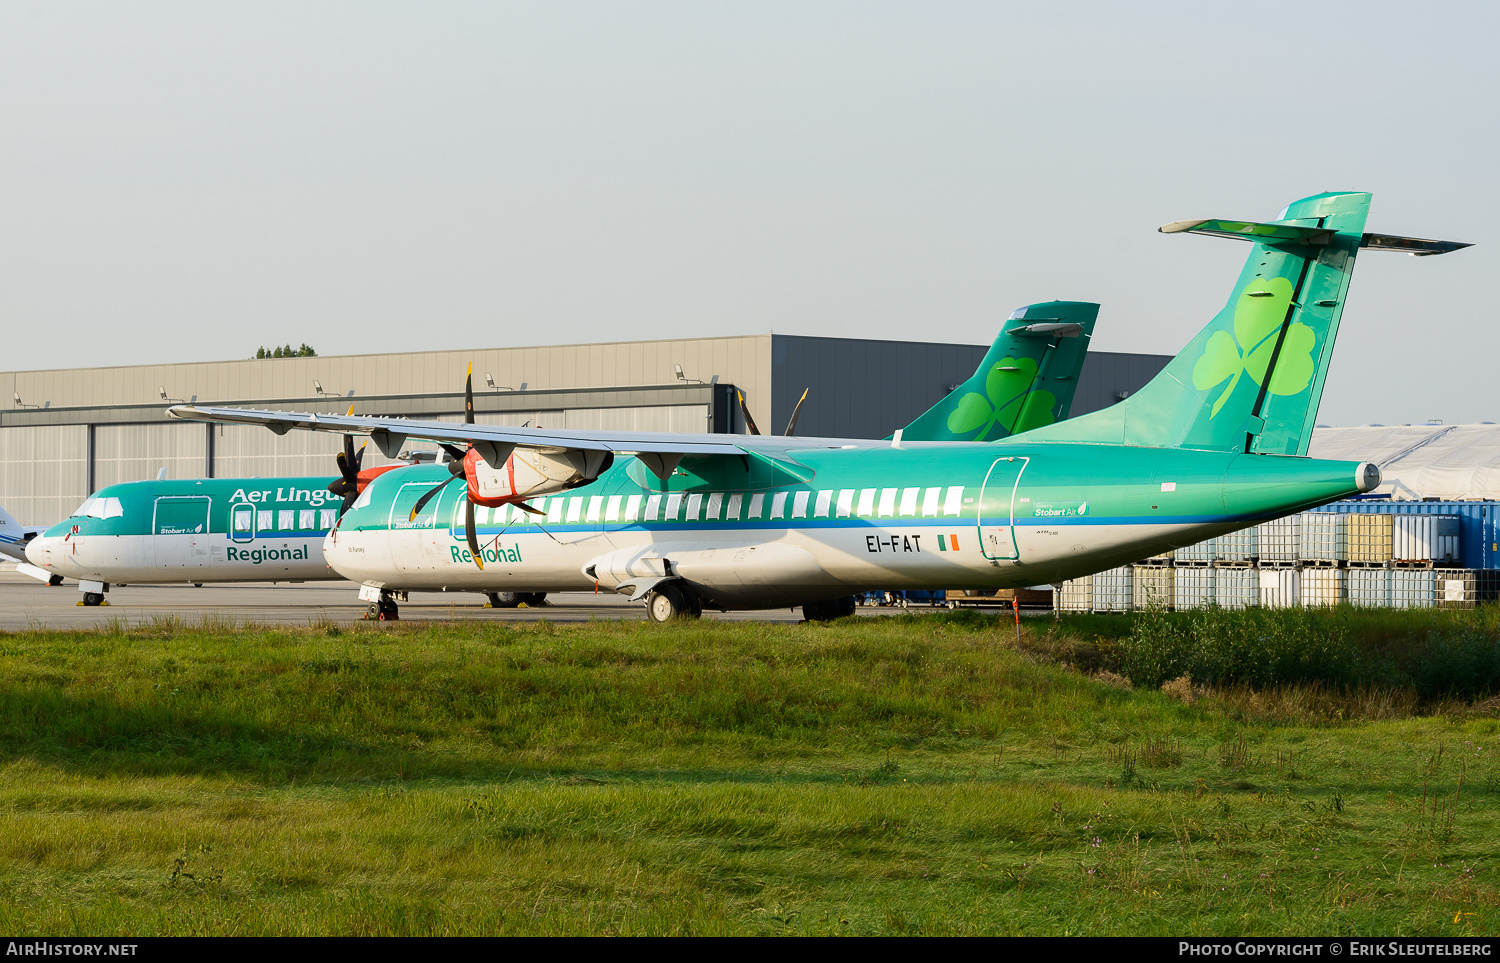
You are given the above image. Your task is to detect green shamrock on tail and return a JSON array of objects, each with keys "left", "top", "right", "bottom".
[
  {"left": 1191, "top": 276, "right": 1316, "bottom": 418},
  {"left": 945, "top": 357, "right": 1058, "bottom": 440}
]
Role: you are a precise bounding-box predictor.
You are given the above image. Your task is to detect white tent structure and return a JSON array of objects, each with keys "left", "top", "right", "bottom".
[{"left": 1309, "top": 424, "right": 1500, "bottom": 501}]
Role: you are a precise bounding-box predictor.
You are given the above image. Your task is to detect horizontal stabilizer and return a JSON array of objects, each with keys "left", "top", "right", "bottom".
[
  {"left": 1360, "top": 233, "right": 1473, "bottom": 257},
  {"left": 1160, "top": 219, "right": 1473, "bottom": 258},
  {"left": 1159, "top": 219, "right": 1332, "bottom": 245}
]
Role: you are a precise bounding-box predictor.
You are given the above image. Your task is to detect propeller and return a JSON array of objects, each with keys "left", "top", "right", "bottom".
[
  {"left": 783, "top": 388, "right": 809, "bottom": 436},
  {"left": 327, "top": 405, "right": 409, "bottom": 519},
  {"left": 402, "top": 364, "right": 544, "bottom": 572}
]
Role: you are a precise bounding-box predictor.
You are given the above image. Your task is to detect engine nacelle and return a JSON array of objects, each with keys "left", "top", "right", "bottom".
[{"left": 465, "top": 447, "right": 613, "bottom": 506}]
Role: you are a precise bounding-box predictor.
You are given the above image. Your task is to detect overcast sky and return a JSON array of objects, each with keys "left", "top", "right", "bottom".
[{"left": 2, "top": 1, "right": 1494, "bottom": 426}]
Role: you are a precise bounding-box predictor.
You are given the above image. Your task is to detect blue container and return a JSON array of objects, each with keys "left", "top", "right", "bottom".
[{"left": 1320, "top": 499, "right": 1500, "bottom": 571}]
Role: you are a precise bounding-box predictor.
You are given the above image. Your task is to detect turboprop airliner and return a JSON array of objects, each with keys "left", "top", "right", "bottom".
[
  {"left": 163, "top": 192, "right": 1468, "bottom": 622},
  {"left": 21, "top": 436, "right": 435, "bottom": 605},
  {"left": 26, "top": 314, "right": 1097, "bottom": 610}
]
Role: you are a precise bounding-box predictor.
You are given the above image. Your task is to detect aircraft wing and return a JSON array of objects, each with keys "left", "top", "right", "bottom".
[{"left": 166, "top": 404, "right": 881, "bottom": 478}]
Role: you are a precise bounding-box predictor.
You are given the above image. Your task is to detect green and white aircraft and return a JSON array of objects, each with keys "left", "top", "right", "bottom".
[
  {"left": 24, "top": 313, "right": 1094, "bottom": 608},
  {"left": 163, "top": 192, "right": 1466, "bottom": 622}
]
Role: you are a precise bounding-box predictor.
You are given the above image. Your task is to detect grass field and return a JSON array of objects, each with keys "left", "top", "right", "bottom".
[{"left": 0, "top": 607, "right": 1497, "bottom": 935}]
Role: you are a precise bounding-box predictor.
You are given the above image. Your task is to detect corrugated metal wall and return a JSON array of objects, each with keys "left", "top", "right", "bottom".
[
  {"left": 0, "top": 425, "right": 87, "bottom": 525},
  {"left": 94, "top": 423, "right": 207, "bottom": 489}
]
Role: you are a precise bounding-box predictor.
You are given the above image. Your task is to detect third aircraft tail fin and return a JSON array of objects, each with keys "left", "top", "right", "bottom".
[{"left": 897, "top": 301, "right": 1098, "bottom": 443}]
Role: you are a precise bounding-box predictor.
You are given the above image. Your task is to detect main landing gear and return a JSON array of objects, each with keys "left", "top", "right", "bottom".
[
  {"left": 645, "top": 582, "right": 702, "bottom": 623},
  {"left": 77, "top": 580, "right": 110, "bottom": 607},
  {"left": 486, "top": 592, "right": 548, "bottom": 608},
  {"left": 802, "top": 596, "right": 857, "bottom": 622}
]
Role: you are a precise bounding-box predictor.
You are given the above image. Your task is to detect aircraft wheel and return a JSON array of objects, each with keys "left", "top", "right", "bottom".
[
  {"left": 646, "top": 583, "right": 697, "bottom": 623},
  {"left": 48, "top": 575, "right": 63, "bottom": 587},
  {"left": 522, "top": 592, "right": 548, "bottom": 607},
  {"left": 488, "top": 592, "right": 521, "bottom": 608},
  {"left": 366, "top": 602, "right": 381, "bottom": 620},
  {"left": 82, "top": 592, "right": 104, "bottom": 607}
]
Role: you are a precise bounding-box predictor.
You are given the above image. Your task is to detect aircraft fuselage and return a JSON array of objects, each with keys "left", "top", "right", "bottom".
[{"left": 328, "top": 440, "right": 1376, "bottom": 609}]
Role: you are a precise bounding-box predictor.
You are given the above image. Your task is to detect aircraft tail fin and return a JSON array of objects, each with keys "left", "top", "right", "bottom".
[
  {"left": 1023, "top": 192, "right": 1468, "bottom": 456},
  {"left": 896, "top": 301, "right": 1098, "bottom": 442}
]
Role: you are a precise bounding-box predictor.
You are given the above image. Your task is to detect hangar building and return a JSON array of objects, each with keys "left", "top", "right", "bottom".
[{"left": 0, "top": 334, "right": 1169, "bottom": 525}]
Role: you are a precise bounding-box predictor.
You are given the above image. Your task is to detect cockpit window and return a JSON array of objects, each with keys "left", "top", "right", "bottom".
[
  {"left": 72, "top": 497, "right": 124, "bottom": 519},
  {"left": 351, "top": 487, "right": 375, "bottom": 512}
]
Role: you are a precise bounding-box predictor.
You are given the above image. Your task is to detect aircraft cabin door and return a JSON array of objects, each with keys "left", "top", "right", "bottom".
[
  {"left": 977, "top": 456, "right": 1030, "bottom": 562},
  {"left": 390, "top": 481, "right": 442, "bottom": 574}
]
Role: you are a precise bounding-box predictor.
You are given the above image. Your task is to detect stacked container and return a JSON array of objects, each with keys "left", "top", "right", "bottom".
[
  {"left": 1257, "top": 516, "right": 1301, "bottom": 564},
  {"left": 1258, "top": 568, "right": 1301, "bottom": 608},
  {"left": 1299, "top": 513, "right": 1348, "bottom": 564},
  {"left": 1133, "top": 566, "right": 1175, "bottom": 610},
  {"left": 1092, "top": 567, "right": 1134, "bottom": 612},
  {"left": 1174, "top": 568, "right": 1215, "bottom": 609},
  {"left": 1215, "top": 568, "right": 1259, "bottom": 609},
  {"left": 1392, "top": 515, "right": 1461, "bottom": 566},
  {"left": 1348, "top": 514, "right": 1394, "bottom": 565},
  {"left": 1056, "top": 576, "right": 1093, "bottom": 613},
  {"left": 1176, "top": 537, "right": 1217, "bottom": 564},
  {"left": 1348, "top": 567, "right": 1392, "bottom": 606},
  {"left": 1218, "top": 527, "right": 1258, "bottom": 563},
  {"left": 1390, "top": 568, "right": 1437, "bottom": 608},
  {"left": 1301, "top": 567, "right": 1346, "bottom": 606}
]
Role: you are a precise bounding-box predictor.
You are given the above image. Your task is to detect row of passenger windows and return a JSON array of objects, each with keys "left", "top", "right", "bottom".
[
  {"left": 231, "top": 508, "right": 341, "bottom": 533},
  {"left": 453, "top": 486, "right": 967, "bottom": 527}
]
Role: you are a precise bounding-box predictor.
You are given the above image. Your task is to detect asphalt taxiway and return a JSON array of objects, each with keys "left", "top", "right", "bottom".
[{"left": 0, "top": 568, "right": 961, "bottom": 630}]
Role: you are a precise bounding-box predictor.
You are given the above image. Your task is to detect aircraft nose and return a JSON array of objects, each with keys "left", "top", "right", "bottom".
[{"left": 25, "top": 536, "right": 56, "bottom": 567}]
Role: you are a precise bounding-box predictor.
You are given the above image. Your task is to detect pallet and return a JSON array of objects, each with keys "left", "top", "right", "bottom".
[
  {"left": 1173, "top": 560, "right": 1214, "bottom": 568},
  {"left": 1257, "top": 560, "right": 1300, "bottom": 569},
  {"left": 1346, "top": 560, "right": 1392, "bottom": 569},
  {"left": 1212, "top": 561, "right": 1255, "bottom": 569},
  {"left": 1299, "top": 559, "right": 1342, "bottom": 568},
  {"left": 1392, "top": 560, "right": 1442, "bottom": 570}
]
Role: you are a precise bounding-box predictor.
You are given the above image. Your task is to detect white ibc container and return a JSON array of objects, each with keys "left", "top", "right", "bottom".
[
  {"left": 1301, "top": 567, "right": 1346, "bottom": 607},
  {"left": 1174, "top": 568, "right": 1215, "bottom": 609},
  {"left": 1057, "top": 576, "right": 1093, "bottom": 613},
  {"left": 1177, "top": 537, "right": 1217, "bottom": 563},
  {"left": 1258, "top": 568, "right": 1301, "bottom": 608},
  {"left": 1348, "top": 567, "right": 1392, "bottom": 607},
  {"left": 1218, "top": 526, "right": 1259, "bottom": 562},
  {"left": 1132, "top": 566, "right": 1175, "bottom": 610},
  {"left": 1299, "top": 513, "right": 1347, "bottom": 563},
  {"left": 1215, "top": 568, "right": 1259, "bottom": 610},
  {"left": 1257, "top": 516, "right": 1301, "bottom": 563},
  {"left": 1393, "top": 515, "right": 1461, "bottom": 565},
  {"left": 1092, "top": 567, "right": 1134, "bottom": 613},
  {"left": 1391, "top": 568, "right": 1437, "bottom": 608}
]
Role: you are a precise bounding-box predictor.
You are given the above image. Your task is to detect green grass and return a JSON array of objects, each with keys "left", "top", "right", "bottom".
[{"left": 0, "top": 608, "right": 1498, "bottom": 935}]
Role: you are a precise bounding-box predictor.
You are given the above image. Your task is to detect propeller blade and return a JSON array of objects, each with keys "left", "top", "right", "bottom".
[
  {"left": 737, "top": 390, "right": 761, "bottom": 435},
  {"left": 466, "top": 498, "right": 484, "bottom": 570},
  {"left": 440, "top": 443, "right": 467, "bottom": 465},
  {"left": 783, "top": 388, "right": 809, "bottom": 436},
  {"left": 330, "top": 434, "right": 363, "bottom": 499},
  {"left": 465, "top": 363, "right": 475, "bottom": 425},
  {"left": 340, "top": 490, "right": 358, "bottom": 518},
  {"left": 512, "top": 500, "right": 545, "bottom": 516},
  {"left": 343, "top": 435, "right": 361, "bottom": 478},
  {"left": 408, "top": 476, "right": 457, "bottom": 521},
  {"left": 353, "top": 441, "right": 366, "bottom": 472}
]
